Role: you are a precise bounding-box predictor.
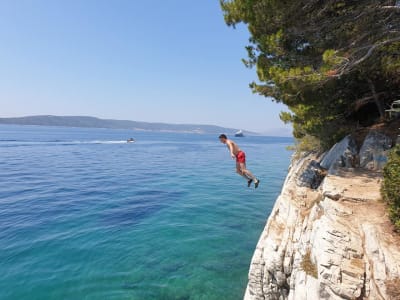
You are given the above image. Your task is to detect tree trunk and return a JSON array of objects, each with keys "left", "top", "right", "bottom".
[{"left": 367, "top": 78, "right": 385, "bottom": 120}]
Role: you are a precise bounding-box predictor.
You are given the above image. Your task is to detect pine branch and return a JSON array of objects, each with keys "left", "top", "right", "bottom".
[{"left": 351, "top": 36, "right": 400, "bottom": 68}]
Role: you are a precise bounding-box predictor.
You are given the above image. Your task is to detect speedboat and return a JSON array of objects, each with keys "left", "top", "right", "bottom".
[
  {"left": 127, "top": 138, "right": 135, "bottom": 143},
  {"left": 235, "top": 130, "right": 244, "bottom": 137}
]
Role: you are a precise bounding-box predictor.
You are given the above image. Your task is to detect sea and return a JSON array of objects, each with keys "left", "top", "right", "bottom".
[{"left": 0, "top": 125, "right": 292, "bottom": 300}]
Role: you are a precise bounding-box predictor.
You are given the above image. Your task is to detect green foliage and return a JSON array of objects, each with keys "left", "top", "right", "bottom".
[
  {"left": 293, "top": 134, "right": 322, "bottom": 154},
  {"left": 382, "top": 145, "right": 400, "bottom": 231},
  {"left": 221, "top": 0, "right": 400, "bottom": 148}
]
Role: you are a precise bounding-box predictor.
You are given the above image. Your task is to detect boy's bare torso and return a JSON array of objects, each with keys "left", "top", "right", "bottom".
[{"left": 226, "top": 139, "right": 241, "bottom": 155}]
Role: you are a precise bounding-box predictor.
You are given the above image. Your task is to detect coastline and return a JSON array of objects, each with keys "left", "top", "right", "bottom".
[{"left": 244, "top": 130, "right": 400, "bottom": 300}]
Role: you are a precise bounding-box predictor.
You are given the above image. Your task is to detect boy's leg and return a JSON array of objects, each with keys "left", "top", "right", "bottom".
[
  {"left": 236, "top": 162, "right": 251, "bottom": 179},
  {"left": 241, "top": 163, "right": 260, "bottom": 188},
  {"left": 240, "top": 163, "right": 256, "bottom": 181}
]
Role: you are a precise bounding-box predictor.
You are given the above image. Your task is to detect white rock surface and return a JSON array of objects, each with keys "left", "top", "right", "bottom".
[
  {"left": 244, "top": 133, "right": 400, "bottom": 300},
  {"left": 359, "top": 131, "right": 392, "bottom": 170},
  {"left": 320, "top": 135, "right": 358, "bottom": 175}
]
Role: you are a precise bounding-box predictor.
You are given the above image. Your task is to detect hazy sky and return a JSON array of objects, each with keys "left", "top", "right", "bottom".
[{"left": 0, "top": 0, "right": 290, "bottom": 134}]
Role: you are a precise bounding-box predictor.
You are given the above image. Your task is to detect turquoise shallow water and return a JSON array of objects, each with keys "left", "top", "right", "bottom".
[{"left": 0, "top": 125, "right": 292, "bottom": 300}]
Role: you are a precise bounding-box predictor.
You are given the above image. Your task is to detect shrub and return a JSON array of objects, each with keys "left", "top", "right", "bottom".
[
  {"left": 296, "top": 135, "right": 323, "bottom": 153},
  {"left": 300, "top": 249, "right": 318, "bottom": 278},
  {"left": 382, "top": 145, "right": 400, "bottom": 231},
  {"left": 287, "top": 135, "right": 323, "bottom": 156}
]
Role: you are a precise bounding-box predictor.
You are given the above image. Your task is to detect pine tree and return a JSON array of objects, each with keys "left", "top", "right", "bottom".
[{"left": 221, "top": 0, "right": 400, "bottom": 147}]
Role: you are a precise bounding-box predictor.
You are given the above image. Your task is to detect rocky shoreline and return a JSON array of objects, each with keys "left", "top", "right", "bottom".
[{"left": 244, "top": 130, "right": 400, "bottom": 300}]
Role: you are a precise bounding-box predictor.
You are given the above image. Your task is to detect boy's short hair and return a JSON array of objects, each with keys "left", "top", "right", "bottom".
[{"left": 219, "top": 134, "right": 227, "bottom": 139}]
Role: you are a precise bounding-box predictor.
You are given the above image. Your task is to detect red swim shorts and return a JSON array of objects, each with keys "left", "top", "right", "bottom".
[{"left": 236, "top": 151, "right": 246, "bottom": 163}]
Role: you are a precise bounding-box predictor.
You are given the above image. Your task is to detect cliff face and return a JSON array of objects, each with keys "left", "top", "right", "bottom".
[{"left": 245, "top": 131, "right": 400, "bottom": 300}]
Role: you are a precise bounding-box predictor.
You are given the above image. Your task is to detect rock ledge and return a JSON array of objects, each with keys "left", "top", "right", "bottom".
[{"left": 244, "top": 131, "right": 400, "bottom": 300}]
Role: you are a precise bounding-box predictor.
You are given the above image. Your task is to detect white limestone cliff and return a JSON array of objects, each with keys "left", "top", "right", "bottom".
[{"left": 244, "top": 131, "right": 400, "bottom": 300}]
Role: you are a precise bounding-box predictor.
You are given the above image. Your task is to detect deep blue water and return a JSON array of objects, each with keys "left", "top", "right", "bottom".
[{"left": 0, "top": 125, "right": 292, "bottom": 300}]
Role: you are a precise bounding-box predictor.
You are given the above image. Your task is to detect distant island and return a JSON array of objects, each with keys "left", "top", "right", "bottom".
[{"left": 0, "top": 115, "right": 255, "bottom": 135}]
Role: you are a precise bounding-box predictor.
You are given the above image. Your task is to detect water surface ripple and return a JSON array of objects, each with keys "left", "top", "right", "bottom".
[{"left": 0, "top": 125, "right": 292, "bottom": 300}]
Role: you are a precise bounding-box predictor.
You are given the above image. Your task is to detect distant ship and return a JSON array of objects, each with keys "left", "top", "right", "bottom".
[
  {"left": 127, "top": 138, "right": 135, "bottom": 143},
  {"left": 235, "top": 130, "right": 244, "bottom": 137}
]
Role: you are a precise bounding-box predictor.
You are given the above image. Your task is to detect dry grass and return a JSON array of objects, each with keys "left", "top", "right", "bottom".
[
  {"left": 270, "top": 221, "right": 286, "bottom": 237},
  {"left": 300, "top": 249, "right": 318, "bottom": 278},
  {"left": 386, "top": 278, "right": 400, "bottom": 300}
]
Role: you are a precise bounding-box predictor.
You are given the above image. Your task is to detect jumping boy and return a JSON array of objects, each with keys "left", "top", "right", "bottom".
[{"left": 219, "top": 134, "right": 260, "bottom": 188}]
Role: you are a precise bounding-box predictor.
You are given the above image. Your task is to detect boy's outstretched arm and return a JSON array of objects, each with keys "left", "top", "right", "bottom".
[{"left": 227, "top": 141, "right": 235, "bottom": 159}]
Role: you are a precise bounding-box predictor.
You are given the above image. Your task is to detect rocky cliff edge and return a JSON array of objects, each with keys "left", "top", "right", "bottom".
[{"left": 245, "top": 130, "right": 400, "bottom": 300}]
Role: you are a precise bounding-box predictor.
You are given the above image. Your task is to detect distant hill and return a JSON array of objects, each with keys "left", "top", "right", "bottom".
[{"left": 0, "top": 115, "right": 255, "bottom": 135}]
